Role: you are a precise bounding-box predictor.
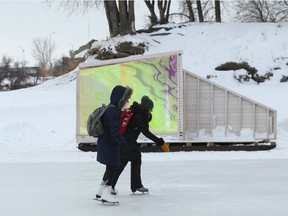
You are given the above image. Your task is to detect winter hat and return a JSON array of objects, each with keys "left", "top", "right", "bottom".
[{"left": 141, "top": 95, "right": 154, "bottom": 110}]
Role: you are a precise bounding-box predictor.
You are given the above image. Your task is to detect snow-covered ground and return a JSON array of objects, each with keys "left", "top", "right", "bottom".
[{"left": 1, "top": 23, "right": 288, "bottom": 214}]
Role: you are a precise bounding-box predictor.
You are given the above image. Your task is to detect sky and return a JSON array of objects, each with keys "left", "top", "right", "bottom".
[
  {"left": 1, "top": 18, "right": 288, "bottom": 214},
  {"left": 0, "top": 1, "right": 108, "bottom": 66}
]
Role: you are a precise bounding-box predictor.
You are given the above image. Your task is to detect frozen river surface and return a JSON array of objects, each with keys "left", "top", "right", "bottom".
[{"left": 1, "top": 159, "right": 287, "bottom": 216}]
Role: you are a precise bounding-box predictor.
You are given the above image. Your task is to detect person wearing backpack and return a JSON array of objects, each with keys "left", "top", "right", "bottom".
[
  {"left": 111, "top": 95, "right": 170, "bottom": 194},
  {"left": 95, "top": 85, "right": 133, "bottom": 204}
]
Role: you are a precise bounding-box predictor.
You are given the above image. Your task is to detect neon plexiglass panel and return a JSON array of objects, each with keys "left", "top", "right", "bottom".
[{"left": 77, "top": 52, "right": 182, "bottom": 138}]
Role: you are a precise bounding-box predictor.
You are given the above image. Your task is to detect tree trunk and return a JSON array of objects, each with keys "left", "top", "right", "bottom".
[
  {"left": 144, "top": 0, "right": 159, "bottom": 26},
  {"left": 128, "top": 0, "right": 136, "bottom": 32},
  {"left": 104, "top": 0, "right": 119, "bottom": 38},
  {"left": 215, "top": 0, "right": 221, "bottom": 22},
  {"left": 105, "top": 1, "right": 135, "bottom": 37},
  {"left": 158, "top": 0, "right": 171, "bottom": 24},
  {"left": 196, "top": 0, "right": 204, "bottom": 22},
  {"left": 165, "top": 0, "right": 172, "bottom": 23},
  {"left": 119, "top": 1, "right": 130, "bottom": 35},
  {"left": 186, "top": 0, "right": 195, "bottom": 22}
]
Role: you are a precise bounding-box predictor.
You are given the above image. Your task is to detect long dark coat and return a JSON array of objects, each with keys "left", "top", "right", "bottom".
[
  {"left": 120, "top": 102, "right": 164, "bottom": 160},
  {"left": 97, "top": 85, "right": 132, "bottom": 166}
]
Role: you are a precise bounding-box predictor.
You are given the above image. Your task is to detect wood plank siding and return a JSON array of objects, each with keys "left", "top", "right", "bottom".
[{"left": 183, "top": 69, "right": 277, "bottom": 141}]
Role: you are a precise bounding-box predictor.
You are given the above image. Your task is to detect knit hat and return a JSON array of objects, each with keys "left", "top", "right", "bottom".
[{"left": 141, "top": 95, "right": 154, "bottom": 110}]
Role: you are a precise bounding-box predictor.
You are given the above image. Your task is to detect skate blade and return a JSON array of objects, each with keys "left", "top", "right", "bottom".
[
  {"left": 93, "top": 197, "right": 102, "bottom": 201},
  {"left": 131, "top": 191, "right": 149, "bottom": 195},
  {"left": 101, "top": 199, "right": 119, "bottom": 205}
]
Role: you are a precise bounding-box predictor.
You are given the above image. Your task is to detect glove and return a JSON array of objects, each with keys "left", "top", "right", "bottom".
[
  {"left": 158, "top": 138, "right": 165, "bottom": 145},
  {"left": 161, "top": 143, "right": 170, "bottom": 152}
]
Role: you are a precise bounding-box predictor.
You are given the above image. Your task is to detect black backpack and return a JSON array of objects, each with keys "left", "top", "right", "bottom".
[{"left": 87, "top": 104, "right": 115, "bottom": 138}]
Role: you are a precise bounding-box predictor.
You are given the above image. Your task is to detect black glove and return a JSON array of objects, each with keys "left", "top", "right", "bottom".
[{"left": 158, "top": 138, "right": 165, "bottom": 146}]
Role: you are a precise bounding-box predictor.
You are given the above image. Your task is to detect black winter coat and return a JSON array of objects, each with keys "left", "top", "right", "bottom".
[
  {"left": 120, "top": 102, "right": 164, "bottom": 160},
  {"left": 97, "top": 85, "right": 132, "bottom": 166}
]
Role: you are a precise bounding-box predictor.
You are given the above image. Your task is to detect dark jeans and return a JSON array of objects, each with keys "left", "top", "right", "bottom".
[{"left": 112, "top": 156, "right": 143, "bottom": 191}]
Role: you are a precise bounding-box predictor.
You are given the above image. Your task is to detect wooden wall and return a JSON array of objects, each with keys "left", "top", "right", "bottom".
[{"left": 183, "top": 69, "right": 277, "bottom": 141}]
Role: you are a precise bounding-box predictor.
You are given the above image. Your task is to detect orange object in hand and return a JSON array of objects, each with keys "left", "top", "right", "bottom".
[{"left": 161, "top": 143, "right": 170, "bottom": 152}]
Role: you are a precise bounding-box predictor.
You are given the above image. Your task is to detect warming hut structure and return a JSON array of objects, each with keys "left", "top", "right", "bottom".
[{"left": 76, "top": 51, "right": 276, "bottom": 151}]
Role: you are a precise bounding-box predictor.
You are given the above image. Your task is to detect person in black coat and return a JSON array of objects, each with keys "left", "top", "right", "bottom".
[
  {"left": 96, "top": 85, "right": 133, "bottom": 203},
  {"left": 111, "top": 95, "right": 170, "bottom": 194}
]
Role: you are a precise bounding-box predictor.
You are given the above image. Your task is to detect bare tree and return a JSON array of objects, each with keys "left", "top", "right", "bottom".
[
  {"left": 52, "top": 0, "right": 101, "bottom": 15},
  {"left": 196, "top": 0, "right": 204, "bottom": 22},
  {"left": 144, "top": 0, "right": 171, "bottom": 25},
  {"left": 177, "top": 0, "right": 195, "bottom": 22},
  {"left": 158, "top": 0, "right": 172, "bottom": 24},
  {"left": 0, "top": 57, "right": 31, "bottom": 91},
  {"left": 178, "top": 0, "right": 204, "bottom": 22},
  {"left": 119, "top": 0, "right": 135, "bottom": 34},
  {"left": 144, "top": 0, "right": 159, "bottom": 25},
  {"left": 115, "top": 0, "right": 136, "bottom": 36},
  {"left": 9, "top": 62, "right": 29, "bottom": 90},
  {"left": 0, "top": 56, "right": 12, "bottom": 89},
  {"left": 104, "top": 1, "right": 120, "bottom": 37},
  {"left": 215, "top": 0, "right": 221, "bottom": 22},
  {"left": 104, "top": 0, "right": 136, "bottom": 37},
  {"left": 233, "top": 0, "right": 288, "bottom": 22},
  {"left": 46, "top": 0, "right": 135, "bottom": 38},
  {"left": 31, "top": 37, "right": 56, "bottom": 77},
  {"left": 186, "top": 0, "right": 196, "bottom": 22},
  {"left": 178, "top": 0, "right": 215, "bottom": 23}
]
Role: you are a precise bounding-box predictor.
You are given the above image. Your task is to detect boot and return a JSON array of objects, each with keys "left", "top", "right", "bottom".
[
  {"left": 132, "top": 186, "right": 149, "bottom": 193},
  {"left": 101, "top": 186, "right": 119, "bottom": 204},
  {"left": 96, "top": 180, "right": 107, "bottom": 199}
]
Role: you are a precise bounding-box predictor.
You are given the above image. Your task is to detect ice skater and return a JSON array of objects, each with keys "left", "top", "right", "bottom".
[
  {"left": 95, "top": 85, "right": 133, "bottom": 204},
  {"left": 111, "top": 95, "right": 170, "bottom": 195}
]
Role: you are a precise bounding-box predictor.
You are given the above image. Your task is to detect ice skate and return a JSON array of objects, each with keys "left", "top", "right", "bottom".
[
  {"left": 132, "top": 186, "right": 149, "bottom": 194},
  {"left": 95, "top": 180, "right": 107, "bottom": 200},
  {"left": 101, "top": 186, "right": 119, "bottom": 205}
]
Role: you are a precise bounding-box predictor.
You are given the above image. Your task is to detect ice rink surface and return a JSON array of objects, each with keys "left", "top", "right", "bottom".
[{"left": 1, "top": 159, "right": 287, "bottom": 216}]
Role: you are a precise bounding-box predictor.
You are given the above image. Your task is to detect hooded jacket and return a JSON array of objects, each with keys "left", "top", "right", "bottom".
[
  {"left": 97, "top": 85, "right": 133, "bottom": 166},
  {"left": 120, "top": 101, "right": 164, "bottom": 160}
]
